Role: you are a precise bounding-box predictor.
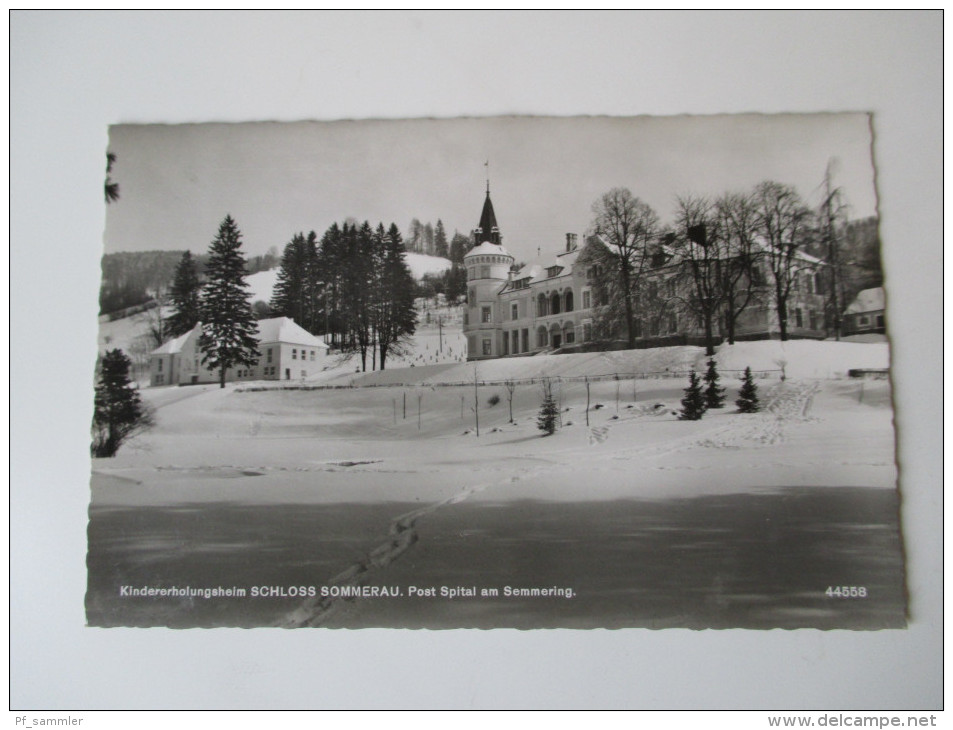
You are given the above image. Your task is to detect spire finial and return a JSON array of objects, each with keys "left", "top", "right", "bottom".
[{"left": 485, "top": 158, "right": 490, "bottom": 195}]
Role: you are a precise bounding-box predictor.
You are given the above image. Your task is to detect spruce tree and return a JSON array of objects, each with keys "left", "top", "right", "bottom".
[
  {"left": 376, "top": 223, "right": 417, "bottom": 370},
  {"left": 91, "top": 349, "right": 154, "bottom": 457},
  {"left": 270, "top": 233, "right": 308, "bottom": 324},
  {"left": 679, "top": 369, "right": 707, "bottom": 420},
  {"left": 537, "top": 381, "right": 560, "bottom": 435},
  {"left": 736, "top": 366, "right": 761, "bottom": 413},
  {"left": 703, "top": 358, "right": 726, "bottom": 409},
  {"left": 199, "top": 215, "right": 260, "bottom": 388},
  {"left": 434, "top": 219, "right": 449, "bottom": 258},
  {"left": 167, "top": 251, "right": 202, "bottom": 338}
]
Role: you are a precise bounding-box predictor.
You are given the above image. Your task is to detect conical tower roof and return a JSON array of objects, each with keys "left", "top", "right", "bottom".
[{"left": 475, "top": 190, "right": 501, "bottom": 245}]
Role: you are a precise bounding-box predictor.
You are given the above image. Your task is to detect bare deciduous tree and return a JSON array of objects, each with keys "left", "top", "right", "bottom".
[
  {"left": 753, "top": 181, "right": 815, "bottom": 341},
  {"left": 589, "top": 188, "right": 660, "bottom": 348}
]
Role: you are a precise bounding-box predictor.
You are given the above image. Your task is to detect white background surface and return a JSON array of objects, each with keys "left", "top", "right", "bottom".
[{"left": 9, "top": 11, "right": 942, "bottom": 710}]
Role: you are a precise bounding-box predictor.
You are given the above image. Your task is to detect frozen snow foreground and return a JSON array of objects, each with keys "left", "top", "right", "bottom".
[
  {"left": 91, "top": 340, "right": 896, "bottom": 507},
  {"left": 87, "top": 341, "right": 901, "bottom": 629}
]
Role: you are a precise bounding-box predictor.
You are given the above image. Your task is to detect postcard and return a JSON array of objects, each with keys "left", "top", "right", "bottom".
[{"left": 87, "top": 114, "right": 903, "bottom": 630}]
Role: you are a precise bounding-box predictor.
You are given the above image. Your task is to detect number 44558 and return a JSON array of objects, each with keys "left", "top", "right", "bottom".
[{"left": 825, "top": 586, "right": 868, "bottom": 598}]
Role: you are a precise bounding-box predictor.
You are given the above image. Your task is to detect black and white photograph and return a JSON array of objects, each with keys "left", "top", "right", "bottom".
[
  {"left": 12, "top": 10, "right": 941, "bottom": 712},
  {"left": 87, "top": 113, "right": 904, "bottom": 630}
]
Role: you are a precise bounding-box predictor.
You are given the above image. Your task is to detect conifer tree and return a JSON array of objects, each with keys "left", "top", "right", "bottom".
[
  {"left": 91, "top": 349, "right": 154, "bottom": 457},
  {"left": 376, "top": 223, "right": 417, "bottom": 370},
  {"left": 434, "top": 219, "right": 449, "bottom": 258},
  {"left": 199, "top": 215, "right": 260, "bottom": 388},
  {"left": 736, "top": 366, "right": 761, "bottom": 413},
  {"left": 679, "top": 369, "right": 707, "bottom": 420},
  {"left": 167, "top": 251, "right": 202, "bottom": 338},
  {"left": 537, "top": 380, "right": 560, "bottom": 435},
  {"left": 703, "top": 358, "right": 726, "bottom": 409},
  {"left": 270, "top": 233, "right": 308, "bottom": 324},
  {"left": 449, "top": 232, "right": 470, "bottom": 264}
]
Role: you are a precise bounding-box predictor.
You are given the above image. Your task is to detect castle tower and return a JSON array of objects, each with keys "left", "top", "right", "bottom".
[{"left": 464, "top": 188, "right": 514, "bottom": 360}]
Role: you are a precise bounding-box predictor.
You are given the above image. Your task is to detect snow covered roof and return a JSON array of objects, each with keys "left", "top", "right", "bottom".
[
  {"left": 466, "top": 241, "right": 513, "bottom": 258},
  {"left": 256, "top": 317, "right": 330, "bottom": 348},
  {"left": 151, "top": 328, "right": 196, "bottom": 355},
  {"left": 845, "top": 287, "right": 885, "bottom": 315}
]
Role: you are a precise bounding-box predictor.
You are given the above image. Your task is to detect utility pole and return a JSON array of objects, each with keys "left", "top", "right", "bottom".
[
  {"left": 473, "top": 364, "right": 480, "bottom": 437},
  {"left": 438, "top": 315, "right": 443, "bottom": 353},
  {"left": 585, "top": 376, "right": 590, "bottom": 427}
]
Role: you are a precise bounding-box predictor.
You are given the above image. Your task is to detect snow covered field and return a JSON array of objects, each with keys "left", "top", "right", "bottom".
[{"left": 87, "top": 339, "right": 903, "bottom": 629}]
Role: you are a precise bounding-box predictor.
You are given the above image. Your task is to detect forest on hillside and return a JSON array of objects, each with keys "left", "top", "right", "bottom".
[{"left": 99, "top": 248, "right": 279, "bottom": 316}]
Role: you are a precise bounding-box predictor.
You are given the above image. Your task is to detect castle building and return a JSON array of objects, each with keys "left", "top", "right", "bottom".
[
  {"left": 463, "top": 189, "right": 828, "bottom": 361},
  {"left": 463, "top": 188, "right": 597, "bottom": 361}
]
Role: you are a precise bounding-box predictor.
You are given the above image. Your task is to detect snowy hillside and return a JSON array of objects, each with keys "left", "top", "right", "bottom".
[
  {"left": 244, "top": 254, "right": 451, "bottom": 306},
  {"left": 404, "top": 252, "right": 452, "bottom": 279},
  {"left": 346, "top": 339, "right": 890, "bottom": 388},
  {"left": 246, "top": 268, "right": 279, "bottom": 305}
]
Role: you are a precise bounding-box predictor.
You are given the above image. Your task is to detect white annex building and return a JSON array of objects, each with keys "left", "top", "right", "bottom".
[{"left": 149, "top": 316, "right": 329, "bottom": 387}]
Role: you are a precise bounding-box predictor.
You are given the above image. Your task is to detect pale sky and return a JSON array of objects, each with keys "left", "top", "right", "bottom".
[{"left": 104, "top": 113, "right": 877, "bottom": 264}]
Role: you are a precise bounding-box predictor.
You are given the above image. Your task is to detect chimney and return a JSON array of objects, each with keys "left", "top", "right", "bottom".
[{"left": 566, "top": 233, "right": 578, "bottom": 251}]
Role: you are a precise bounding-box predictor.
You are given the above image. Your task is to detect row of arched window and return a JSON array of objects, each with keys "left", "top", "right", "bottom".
[
  {"left": 536, "top": 290, "right": 573, "bottom": 317},
  {"left": 536, "top": 321, "right": 577, "bottom": 349}
]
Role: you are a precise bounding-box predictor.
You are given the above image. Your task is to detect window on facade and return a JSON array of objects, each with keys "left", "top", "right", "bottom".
[
  {"left": 480, "top": 266, "right": 490, "bottom": 279},
  {"left": 511, "top": 302, "right": 518, "bottom": 320},
  {"left": 511, "top": 330, "right": 519, "bottom": 354},
  {"left": 502, "top": 334, "right": 508, "bottom": 356},
  {"left": 809, "top": 311, "right": 817, "bottom": 330},
  {"left": 582, "top": 290, "right": 591, "bottom": 309},
  {"left": 482, "top": 339, "right": 492, "bottom": 356},
  {"left": 310, "top": 351, "right": 315, "bottom": 361},
  {"left": 668, "top": 313, "right": 678, "bottom": 334},
  {"left": 537, "top": 327, "right": 548, "bottom": 348},
  {"left": 550, "top": 293, "right": 561, "bottom": 315},
  {"left": 292, "top": 349, "right": 297, "bottom": 359},
  {"left": 566, "top": 329, "right": 575, "bottom": 344},
  {"left": 155, "top": 374, "right": 164, "bottom": 385},
  {"left": 876, "top": 314, "right": 885, "bottom": 328},
  {"left": 565, "top": 291, "right": 573, "bottom": 312},
  {"left": 267, "top": 348, "right": 273, "bottom": 363},
  {"left": 157, "top": 359, "right": 163, "bottom": 372},
  {"left": 858, "top": 315, "right": 870, "bottom": 327},
  {"left": 583, "top": 323, "right": 592, "bottom": 342},
  {"left": 521, "top": 329, "right": 529, "bottom": 353},
  {"left": 795, "top": 309, "right": 803, "bottom": 328},
  {"left": 468, "top": 288, "right": 475, "bottom": 304},
  {"left": 537, "top": 294, "right": 547, "bottom": 317},
  {"left": 482, "top": 306, "right": 491, "bottom": 323}
]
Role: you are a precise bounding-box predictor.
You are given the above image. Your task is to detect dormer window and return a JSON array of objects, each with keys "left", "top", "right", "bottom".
[{"left": 547, "top": 265, "right": 563, "bottom": 278}]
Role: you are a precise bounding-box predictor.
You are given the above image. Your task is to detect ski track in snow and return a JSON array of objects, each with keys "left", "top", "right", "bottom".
[
  {"left": 276, "top": 465, "right": 546, "bottom": 628},
  {"left": 275, "top": 382, "right": 832, "bottom": 627}
]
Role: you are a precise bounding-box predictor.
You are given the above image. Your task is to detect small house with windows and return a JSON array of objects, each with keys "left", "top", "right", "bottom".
[
  {"left": 148, "top": 317, "right": 329, "bottom": 386},
  {"left": 842, "top": 287, "right": 886, "bottom": 336}
]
